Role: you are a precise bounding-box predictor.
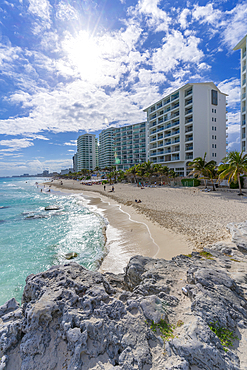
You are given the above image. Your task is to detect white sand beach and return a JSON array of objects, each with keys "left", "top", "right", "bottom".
[{"left": 45, "top": 179, "right": 247, "bottom": 272}]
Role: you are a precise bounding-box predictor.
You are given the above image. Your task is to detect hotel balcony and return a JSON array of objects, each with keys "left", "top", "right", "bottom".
[
  {"left": 242, "top": 120, "right": 246, "bottom": 126},
  {"left": 185, "top": 98, "right": 193, "bottom": 106},
  {"left": 165, "top": 148, "right": 171, "bottom": 154},
  {"left": 165, "top": 140, "right": 171, "bottom": 146},
  {"left": 243, "top": 79, "right": 246, "bottom": 86},
  {"left": 243, "top": 92, "right": 246, "bottom": 99},
  {"left": 185, "top": 125, "right": 193, "bottom": 133},
  {"left": 172, "top": 145, "right": 180, "bottom": 153},
  {"left": 185, "top": 135, "right": 193, "bottom": 142},
  {"left": 185, "top": 107, "right": 193, "bottom": 115},
  {"left": 171, "top": 111, "right": 179, "bottom": 119},
  {"left": 171, "top": 93, "right": 179, "bottom": 101},
  {"left": 185, "top": 88, "right": 192, "bottom": 97},
  {"left": 172, "top": 154, "right": 180, "bottom": 161},
  {"left": 185, "top": 153, "right": 193, "bottom": 160},
  {"left": 243, "top": 51, "right": 246, "bottom": 59},
  {"left": 185, "top": 116, "right": 193, "bottom": 124},
  {"left": 164, "top": 98, "right": 170, "bottom": 105},
  {"left": 171, "top": 102, "right": 179, "bottom": 110},
  {"left": 185, "top": 145, "right": 193, "bottom": 151},
  {"left": 243, "top": 65, "right": 246, "bottom": 72}
]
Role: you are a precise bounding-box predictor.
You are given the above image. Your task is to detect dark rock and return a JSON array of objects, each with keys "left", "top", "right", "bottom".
[{"left": 64, "top": 252, "right": 78, "bottom": 260}]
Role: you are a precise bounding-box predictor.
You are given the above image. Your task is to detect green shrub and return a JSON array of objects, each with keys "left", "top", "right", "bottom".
[
  {"left": 181, "top": 178, "right": 200, "bottom": 187},
  {"left": 230, "top": 176, "right": 244, "bottom": 189},
  {"left": 209, "top": 321, "right": 238, "bottom": 352}
]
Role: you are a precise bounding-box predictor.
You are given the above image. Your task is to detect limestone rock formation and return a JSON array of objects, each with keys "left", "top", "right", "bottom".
[{"left": 0, "top": 223, "right": 247, "bottom": 369}]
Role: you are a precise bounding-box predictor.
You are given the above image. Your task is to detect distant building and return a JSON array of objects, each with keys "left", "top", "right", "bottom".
[
  {"left": 113, "top": 122, "right": 147, "bottom": 170},
  {"left": 43, "top": 170, "right": 49, "bottom": 176},
  {"left": 60, "top": 168, "right": 73, "bottom": 175},
  {"left": 73, "top": 153, "right": 78, "bottom": 172},
  {"left": 144, "top": 82, "right": 227, "bottom": 176},
  {"left": 75, "top": 134, "right": 98, "bottom": 172},
  {"left": 233, "top": 34, "right": 247, "bottom": 152},
  {"left": 99, "top": 128, "right": 115, "bottom": 169}
]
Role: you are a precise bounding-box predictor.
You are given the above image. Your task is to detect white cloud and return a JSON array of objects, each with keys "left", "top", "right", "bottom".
[
  {"left": 129, "top": 0, "right": 171, "bottom": 32},
  {"left": 179, "top": 9, "right": 190, "bottom": 30},
  {"left": 218, "top": 78, "right": 240, "bottom": 107},
  {"left": 192, "top": 3, "right": 222, "bottom": 25},
  {"left": 56, "top": 2, "right": 78, "bottom": 20},
  {"left": 151, "top": 31, "right": 204, "bottom": 72},
  {"left": 0, "top": 138, "right": 34, "bottom": 152},
  {"left": 64, "top": 140, "right": 77, "bottom": 146},
  {"left": 223, "top": 3, "right": 247, "bottom": 49},
  {"left": 28, "top": 0, "right": 51, "bottom": 20}
]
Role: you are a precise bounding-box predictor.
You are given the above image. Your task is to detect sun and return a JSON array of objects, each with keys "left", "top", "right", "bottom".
[{"left": 62, "top": 30, "right": 101, "bottom": 80}]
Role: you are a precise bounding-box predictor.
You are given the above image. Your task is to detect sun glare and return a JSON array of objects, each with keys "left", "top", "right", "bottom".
[{"left": 63, "top": 31, "right": 102, "bottom": 80}]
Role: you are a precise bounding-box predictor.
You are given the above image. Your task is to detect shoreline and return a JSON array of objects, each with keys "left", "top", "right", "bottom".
[
  {"left": 45, "top": 180, "right": 192, "bottom": 273},
  {"left": 44, "top": 179, "right": 247, "bottom": 273}
]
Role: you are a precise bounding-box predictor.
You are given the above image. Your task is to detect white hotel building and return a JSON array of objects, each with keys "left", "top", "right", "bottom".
[
  {"left": 144, "top": 82, "right": 227, "bottom": 176},
  {"left": 233, "top": 34, "right": 247, "bottom": 153},
  {"left": 99, "top": 128, "right": 115, "bottom": 169},
  {"left": 74, "top": 134, "right": 98, "bottom": 172}
]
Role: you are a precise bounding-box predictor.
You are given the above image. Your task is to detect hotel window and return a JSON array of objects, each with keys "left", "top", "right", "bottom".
[
  {"left": 212, "top": 108, "right": 216, "bottom": 113},
  {"left": 211, "top": 90, "right": 218, "bottom": 105},
  {"left": 212, "top": 153, "right": 216, "bottom": 157},
  {"left": 212, "top": 117, "right": 216, "bottom": 122}
]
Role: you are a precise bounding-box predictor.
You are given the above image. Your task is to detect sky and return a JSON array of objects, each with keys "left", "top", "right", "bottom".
[{"left": 0, "top": 0, "right": 247, "bottom": 176}]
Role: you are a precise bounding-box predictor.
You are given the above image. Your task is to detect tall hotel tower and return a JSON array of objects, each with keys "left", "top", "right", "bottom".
[
  {"left": 144, "top": 82, "right": 227, "bottom": 176},
  {"left": 75, "top": 134, "right": 98, "bottom": 172},
  {"left": 99, "top": 128, "right": 115, "bottom": 169},
  {"left": 233, "top": 34, "right": 247, "bottom": 153}
]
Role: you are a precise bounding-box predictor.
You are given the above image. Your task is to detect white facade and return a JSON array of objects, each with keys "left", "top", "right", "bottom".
[
  {"left": 233, "top": 35, "right": 247, "bottom": 152},
  {"left": 76, "top": 134, "right": 98, "bottom": 171},
  {"left": 99, "top": 128, "right": 115, "bottom": 169},
  {"left": 144, "top": 82, "right": 227, "bottom": 176},
  {"left": 114, "top": 122, "right": 147, "bottom": 170}
]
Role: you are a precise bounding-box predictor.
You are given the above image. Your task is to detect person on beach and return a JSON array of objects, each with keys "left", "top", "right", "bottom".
[
  {"left": 112, "top": 186, "right": 114, "bottom": 192},
  {"left": 104, "top": 185, "right": 106, "bottom": 191}
]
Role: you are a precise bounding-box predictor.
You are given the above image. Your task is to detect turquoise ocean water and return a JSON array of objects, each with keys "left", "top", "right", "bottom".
[{"left": 0, "top": 177, "right": 106, "bottom": 306}]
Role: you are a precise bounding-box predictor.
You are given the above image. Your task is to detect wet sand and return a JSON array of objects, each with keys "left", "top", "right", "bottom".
[{"left": 45, "top": 180, "right": 192, "bottom": 273}]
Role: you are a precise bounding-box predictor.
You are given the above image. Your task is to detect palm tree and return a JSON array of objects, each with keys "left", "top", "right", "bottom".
[
  {"left": 153, "top": 164, "right": 163, "bottom": 185},
  {"left": 218, "top": 151, "right": 247, "bottom": 195},
  {"left": 125, "top": 165, "right": 138, "bottom": 183},
  {"left": 204, "top": 163, "right": 217, "bottom": 191},
  {"left": 142, "top": 160, "right": 154, "bottom": 184},
  {"left": 189, "top": 153, "right": 217, "bottom": 189}
]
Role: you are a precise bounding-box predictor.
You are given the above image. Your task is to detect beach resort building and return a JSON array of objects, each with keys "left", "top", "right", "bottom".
[
  {"left": 144, "top": 82, "right": 227, "bottom": 176},
  {"left": 113, "top": 122, "right": 147, "bottom": 170},
  {"left": 99, "top": 128, "right": 115, "bottom": 169},
  {"left": 233, "top": 34, "right": 247, "bottom": 153},
  {"left": 75, "top": 134, "right": 98, "bottom": 172}
]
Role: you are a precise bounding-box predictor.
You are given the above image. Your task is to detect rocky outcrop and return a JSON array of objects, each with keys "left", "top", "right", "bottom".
[{"left": 1, "top": 225, "right": 247, "bottom": 369}]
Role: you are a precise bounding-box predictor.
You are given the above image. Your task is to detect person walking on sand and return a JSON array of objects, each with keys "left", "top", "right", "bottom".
[
  {"left": 104, "top": 185, "right": 106, "bottom": 191},
  {"left": 112, "top": 185, "right": 114, "bottom": 192}
]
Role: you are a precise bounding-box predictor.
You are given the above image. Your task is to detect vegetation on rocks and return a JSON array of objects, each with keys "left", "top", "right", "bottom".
[{"left": 209, "top": 321, "right": 239, "bottom": 352}]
